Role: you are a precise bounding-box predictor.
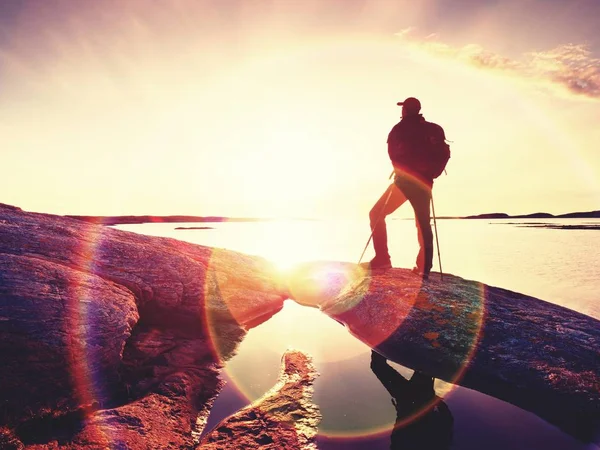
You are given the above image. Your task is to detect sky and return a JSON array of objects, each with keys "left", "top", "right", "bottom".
[{"left": 1, "top": 0, "right": 599, "bottom": 218}]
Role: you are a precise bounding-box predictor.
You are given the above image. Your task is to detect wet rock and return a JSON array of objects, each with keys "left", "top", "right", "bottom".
[
  {"left": 287, "top": 261, "right": 600, "bottom": 442},
  {"left": 0, "top": 204, "right": 288, "bottom": 448},
  {"left": 197, "top": 350, "right": 321, "bottom": 450}
]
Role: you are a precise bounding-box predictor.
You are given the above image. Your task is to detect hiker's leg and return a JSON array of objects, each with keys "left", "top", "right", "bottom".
[
  {"left": 408, "top": 371, "right": 435, "bottom": 397},
  {"left": 408, "top": 187, "right": 433, "bottom": 273},
  {"left": 405, "top": 372, "right": 437, "bottom": 412},
  {"left": 369, "top": 184, "right": 407, "bottom": 261},
  {"left": 370, "top": 351, "right": 408, "bottom": 399}
]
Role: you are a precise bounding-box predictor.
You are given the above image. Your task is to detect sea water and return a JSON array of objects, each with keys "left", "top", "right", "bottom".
[{"left": 115, "top": 219, "right": 600, "bottom": 449}]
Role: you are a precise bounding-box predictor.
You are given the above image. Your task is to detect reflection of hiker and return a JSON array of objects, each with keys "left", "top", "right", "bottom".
[
  {"left": 368, "top": 97, "right": 450, "bottom": 279},
  {"left": 370, "top": 351, "right": 453, "bottom": 450}
]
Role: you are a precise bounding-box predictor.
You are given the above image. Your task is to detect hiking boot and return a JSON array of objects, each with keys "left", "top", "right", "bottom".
[
  {"left": 368, "top": 256, "right": 392, "bottom": 271},
  {"left": 411, "top": 266, "right": 430, "bottom": 280}
]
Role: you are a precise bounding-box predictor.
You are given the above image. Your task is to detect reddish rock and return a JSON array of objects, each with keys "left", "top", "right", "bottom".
[
  {"left": 287, "top": 261, "right": 600, "bottom": 442},
  {"left": 0, "top": 253, "right": 138, "bottom": 425},
  {"left": 5, "top": 201, "right": 599, "bottom": 447},
  {"left": 198, "top": 350, "right": 320, "bottom": 450},
  {"left": 0, "top": 204, "right": 288, "bottom": 449}
]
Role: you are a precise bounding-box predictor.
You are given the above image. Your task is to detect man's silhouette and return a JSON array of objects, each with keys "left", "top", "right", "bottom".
[
  {"left": 368, "top": 97, "right": 448, "bottom": 278},
  {"left": 370, "top": 350, "right": 454, "bottom": 450}
]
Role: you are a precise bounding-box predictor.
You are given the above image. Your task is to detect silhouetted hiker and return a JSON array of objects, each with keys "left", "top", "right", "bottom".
[
  {"left": 368, "top": 97, "right": 450, "bottom": 279},
  {"left": 370, "top": 351, "right": 454, "bottom": 450}
]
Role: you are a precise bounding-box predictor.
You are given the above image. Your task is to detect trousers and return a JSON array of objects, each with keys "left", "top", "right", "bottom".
[{"left": 369, "top": 174, "right": 433, "bottom": 272}]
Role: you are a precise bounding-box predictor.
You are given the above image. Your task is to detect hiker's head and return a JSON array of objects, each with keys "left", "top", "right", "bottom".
[{"left": 397, "top": 97, "right": 421, "bottom": 117}]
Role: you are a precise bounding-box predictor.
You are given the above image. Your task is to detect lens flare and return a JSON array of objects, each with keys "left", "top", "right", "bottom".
[
  {"left": 286, "top": 261, "right": 368, "bottom": 310},
  {"left": 66, "top": 227, "right": 114, "bottom": 445},
  {"left": 201, "top": 255, "right": 486, "bottom": 441},
  {"left": 292, "top": 265, "right": 486, "bottom": 438}
]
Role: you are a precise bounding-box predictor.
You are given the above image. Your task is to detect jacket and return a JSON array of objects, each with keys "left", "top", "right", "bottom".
[{"left": 387, "top": 114, "right": 434, "bottom": 187}]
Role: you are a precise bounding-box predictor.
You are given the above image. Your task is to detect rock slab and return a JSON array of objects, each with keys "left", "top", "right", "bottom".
[
  {"left": 287, "top": 261, "right": 600, "bottom": 442},
  {"left": 0, "top": 204, "right": 288, "bottom": 449},
  {"left": 198, "top": 350, "right": 321, "bottom": 450}
]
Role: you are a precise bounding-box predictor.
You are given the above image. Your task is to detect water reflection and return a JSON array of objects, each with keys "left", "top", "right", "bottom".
[
  {"left": 370, "top": 351, "right": 453, "bottom": 450},
  {"left": 200, "top": 300, "right": 595, "bottom": 450}
]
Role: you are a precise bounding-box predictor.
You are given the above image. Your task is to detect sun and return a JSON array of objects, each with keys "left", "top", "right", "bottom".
[{"left": 249, "top": 219, "right": 323, "bottom": 272}]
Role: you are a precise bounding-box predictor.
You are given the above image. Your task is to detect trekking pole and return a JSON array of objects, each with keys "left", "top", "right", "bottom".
[
  {"left": 357, "top": 171, "right": 396, "bottom": 265},
  {"left": 430, "top": 195, "right": 444, "bottom": 281}
]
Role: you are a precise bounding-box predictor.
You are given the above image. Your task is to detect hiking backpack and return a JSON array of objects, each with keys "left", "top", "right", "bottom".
[{"left": 424, "top": 122, "right": 451, "bottom": 179}]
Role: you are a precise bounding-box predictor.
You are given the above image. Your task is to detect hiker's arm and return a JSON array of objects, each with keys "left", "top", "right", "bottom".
[
  {"left": 387, "top": 126, "right": 408, "bottom": 173},
  {"left": 388, "top": 140, "right": 404, "bottom": 172}
]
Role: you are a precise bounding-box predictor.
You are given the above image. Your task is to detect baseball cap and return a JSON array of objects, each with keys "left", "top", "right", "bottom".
[{"left": 397, "top": 97, "right": 421, "bottom": 112}]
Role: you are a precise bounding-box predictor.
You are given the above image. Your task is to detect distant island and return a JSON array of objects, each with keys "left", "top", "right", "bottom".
[
  {"left": 512, "top": 223, "right": 600, "bottom": 230},
  {"left": 64, "top": 215, "right": 276, "bottom": 226},
  {"left": 462, "top": 210, "right": 600, "bottom": 219},
  {"left": 64, "top": 210, "right": 600, "bottom": 226}
]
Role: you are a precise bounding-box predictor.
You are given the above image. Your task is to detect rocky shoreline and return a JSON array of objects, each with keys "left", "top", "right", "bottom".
[
  {"left": 1, "top": 203, "right": 598, "bottom": 448},
  {"left": 0, "top": 203, "right": 302, "bottom": 449},
  {"left": 288, "top": 261, "right": 600, "bottom": 442}
]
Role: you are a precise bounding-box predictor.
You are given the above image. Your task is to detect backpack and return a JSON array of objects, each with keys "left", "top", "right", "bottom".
[{"left": 424, "top": 122, "right": 451, "bottom": 179}]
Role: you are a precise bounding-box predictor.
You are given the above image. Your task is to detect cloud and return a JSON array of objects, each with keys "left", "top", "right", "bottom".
[
  {"left": 396, "top": 29, "right": 600, "bottom": 100},
  {"left": 526, "top": 44, "right": 600, "bottom": 98}
]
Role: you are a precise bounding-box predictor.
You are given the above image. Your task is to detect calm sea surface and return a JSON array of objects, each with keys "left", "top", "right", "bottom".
[{"left": 116, "top": 219, "right": 600, "bottom": 449}]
